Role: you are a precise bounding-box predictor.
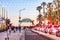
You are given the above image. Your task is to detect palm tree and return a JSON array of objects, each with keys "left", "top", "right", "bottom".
[
  {"left": 37, "top": 6, "right": 42, "bottom": 24},
  {"left": 37, "top": 14, "right": 42, "bottom": 19},
  {"left": 48, "top": 3, "right": 52, "bottom": 7},
  {"left": 37, "top": 14, "right": 42, "bottom": 24},
  {"left": 37, "top": 6, "right": 42, "bottom": 14},
  {"left": 41, "top": 2, "right": 46, "bottom": 14}
]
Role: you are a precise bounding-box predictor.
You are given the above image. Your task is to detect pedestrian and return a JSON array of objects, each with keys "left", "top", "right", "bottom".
[
  {"left": 13, "top": 27, "right": 16, "bottom": 33},
  {"left": 9, "top": 27, "right": 11, "bottom": 34},
  {"left": 19, "top": 26, "right": 21, "bottom": 32}
]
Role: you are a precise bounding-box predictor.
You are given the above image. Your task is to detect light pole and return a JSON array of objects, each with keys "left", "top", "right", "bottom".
[
  {"left": 19, "top": 8, "right": 25, "bottom": 17},
  {"left": 19, "top": 8, "right": 25, "bottom": 30}
]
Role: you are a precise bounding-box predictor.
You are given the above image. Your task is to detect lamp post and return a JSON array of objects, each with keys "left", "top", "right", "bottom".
[
  {"left": 19, "top": 8, "right": 25, "bottom": 17},
  {"left": 19, "top": 8, "right": 25, "bottom": 30}
]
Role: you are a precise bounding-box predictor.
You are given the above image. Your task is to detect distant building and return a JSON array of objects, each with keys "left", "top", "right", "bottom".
[{"left": 0, "top": 7, "right": 7, "bottom": 30}]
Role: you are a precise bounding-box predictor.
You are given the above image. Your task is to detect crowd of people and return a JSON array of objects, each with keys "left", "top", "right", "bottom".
[{"left": 6, "top": 23, "right": 21, "bottom": 34}]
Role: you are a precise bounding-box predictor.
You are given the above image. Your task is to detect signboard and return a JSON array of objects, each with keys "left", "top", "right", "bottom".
[
  {"left": 19, "top": 18, "right": 32, "bottom": 24},
  {"left": 19, "top": 20, "right": 22, "bottom": 24}
]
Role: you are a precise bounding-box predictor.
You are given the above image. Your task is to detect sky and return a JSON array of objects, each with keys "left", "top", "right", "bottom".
[{"left": 0, "top": 0, "right": 53, "bottom": 26}]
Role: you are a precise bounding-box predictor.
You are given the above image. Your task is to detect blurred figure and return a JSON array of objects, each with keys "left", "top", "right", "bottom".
[
  {"left": 9, "top": 23, "right": 12, "bottom": 34},
  {"left": 13, "top": 27, "right": 16, "bottom": 33},
  {"left": 23, "top": 27, "right": 26, "bottom": 30},
  {"left": 8, "top": 27, "right": 11, "bottom": 34},
  {"left": 19, "top": 26, "right": 21, "bottom": 32}
]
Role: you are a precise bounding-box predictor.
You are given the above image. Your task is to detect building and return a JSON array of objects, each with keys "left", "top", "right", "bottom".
[{"left": 0, "top": 7, "right": 6, "bottom": 30}]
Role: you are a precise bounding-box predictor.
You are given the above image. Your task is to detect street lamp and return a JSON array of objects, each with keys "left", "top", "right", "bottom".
[
  {"left": 19, "top": 8, "right": 25, "bottom": 18},
  {"left": 19, "top": 8, "right": 25, "bottom": 30}
]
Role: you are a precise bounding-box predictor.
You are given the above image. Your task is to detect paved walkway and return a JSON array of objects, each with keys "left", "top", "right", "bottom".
[
  {"left": 0, "top": 30, "right": 22, "bottom": 40},
  {"left": 0, "top": 29, "right": 58, "bottom": 40}
]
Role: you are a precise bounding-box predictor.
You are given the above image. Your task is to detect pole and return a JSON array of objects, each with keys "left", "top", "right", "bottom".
[
  {"left": 19, "top": 10, "right": 21, "bottom": 31},
  {"left": 19, "top": 8, "right": 25, "bottom": 31}
]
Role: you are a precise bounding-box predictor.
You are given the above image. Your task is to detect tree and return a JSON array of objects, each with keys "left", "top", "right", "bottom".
[
  {"left": 37, "top": 14, "right": 42, "bottom": 24},
  {"left": 5, "top": 18, "right": 10, "bottom": 25},
  {"left": 37, "top": 6, "right": 42, "bottom": 14},
  {"left": 53, "top": 0, "right": 59, "bottom": 23},
  {"left": 41, "top": 2, "right": 46, "bottom": 15},
  {"left": 37, "top": 6, "right": 42, "bottom": 25},
  {"left": 54, "top": 0, "right": 60, "bottom": 22}
]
